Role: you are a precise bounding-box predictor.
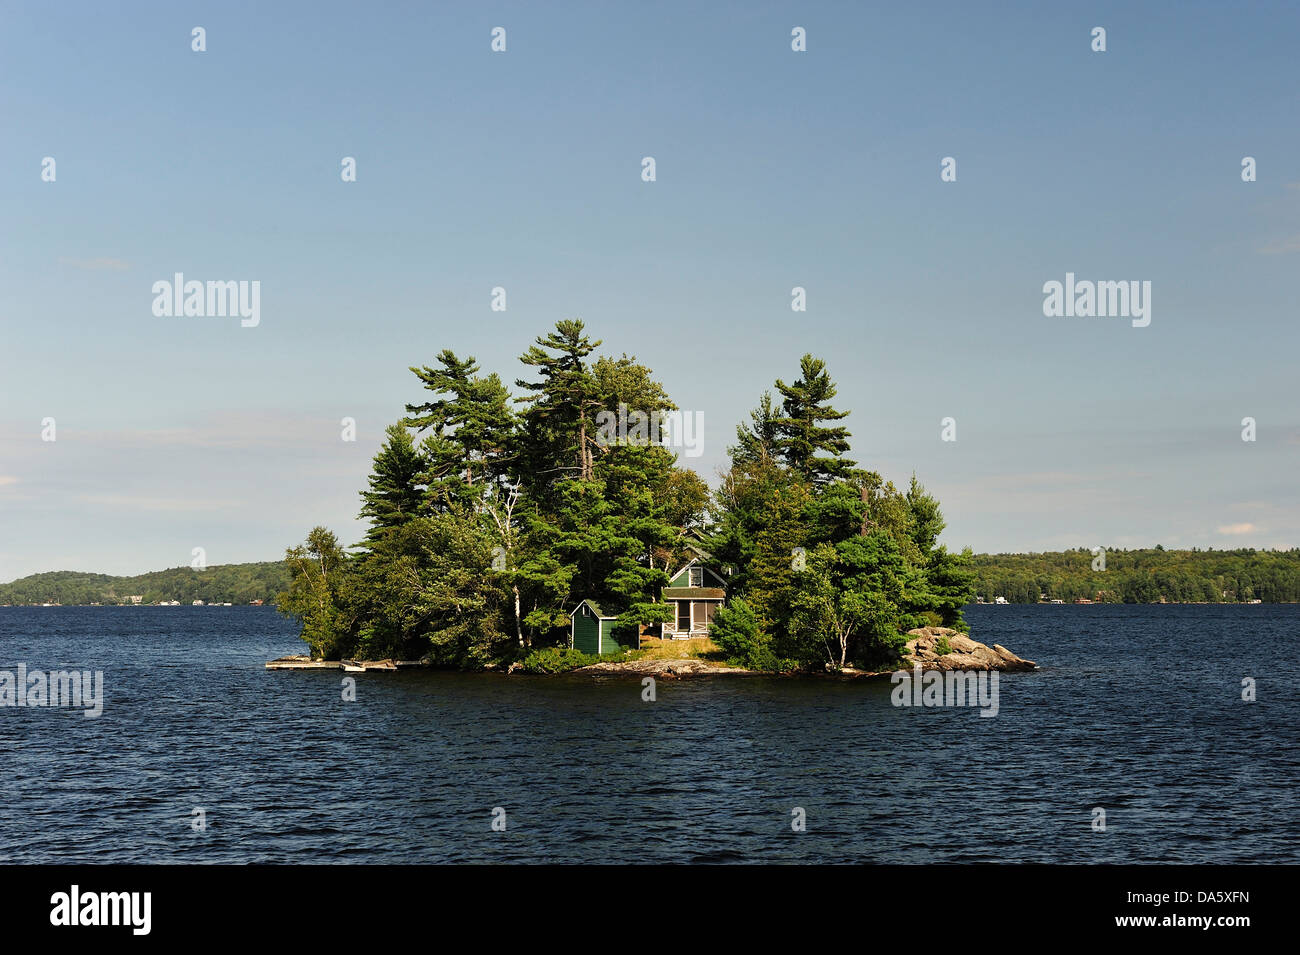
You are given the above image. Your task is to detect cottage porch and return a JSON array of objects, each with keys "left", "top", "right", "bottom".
[{"left": 661, "top": 586, "right": 724, "bottom": 639}]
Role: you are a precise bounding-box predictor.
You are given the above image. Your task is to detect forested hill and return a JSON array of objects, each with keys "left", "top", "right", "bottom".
[
  {"left": 972, "top": 548, "right": 1300, "bottom": 603},
  {"left": 7, "top": 546, "right": 1298, "bottom": 607},
  {"left": 0, "top": 562, "right": 290, "bottom": 606}
]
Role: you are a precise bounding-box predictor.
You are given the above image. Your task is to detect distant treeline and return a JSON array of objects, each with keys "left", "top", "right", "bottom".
[
  {"left": 7, "top": 546, "right": 1298, "bottom": 607},
  {"left": 0, "top": 562, "right": 290, "bottom": 606},
  {"left": 972, "top": 547, "right": 1300, "bottom": 603}
]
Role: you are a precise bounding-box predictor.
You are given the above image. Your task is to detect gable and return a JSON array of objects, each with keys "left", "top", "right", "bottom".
[
  {"left": 667, "top": 558, "right": 727, "bottom": 589},
  {"left": 570, "top": 599, "right": 614, "bottom": 620}
]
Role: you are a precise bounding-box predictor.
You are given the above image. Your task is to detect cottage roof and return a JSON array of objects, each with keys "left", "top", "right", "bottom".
[
  {"left": 685, "top": 539, "right": 714, "bottom": 561},
  {"left": 666, "top": 556, "right": 729, "bottom": 587},
  {"left": 570, "top": 598, "right": 615, "bottom": 619},
  {"left": 662, "top": 587, "right": 726, "bottom": 600}
]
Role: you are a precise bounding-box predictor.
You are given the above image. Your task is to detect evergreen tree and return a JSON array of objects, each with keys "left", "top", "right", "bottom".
[
  {"left": 730, "top": 391, "right": 779, "bottom": 465},
  {"left": 515, "top": 320, "right": 603, "bottom": 491},
  {"left": 905, "top": 474, "right": 945, "bottom": 558},
  {"left": 771, "top": 355, "right": 855, "bottom": 484},
  {"left": 706, "top": 455, "right": 813, "bottom": 637},
  {"left": 405, "top": 350, "right": 516, "bottom": 508},
  {"left": 358, "top": 424, "right": 425, "bottom": 545},
  {"left": 356, "top": 510, "right": 513, "bottom": 666},
  {"left": 711, "top": 360, "right": 971, "bottom": 668}
]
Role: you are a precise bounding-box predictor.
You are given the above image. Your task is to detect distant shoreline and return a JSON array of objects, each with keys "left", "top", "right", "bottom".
[{"left": 6, "top": 547, "right": 1298, "bottom": 608}]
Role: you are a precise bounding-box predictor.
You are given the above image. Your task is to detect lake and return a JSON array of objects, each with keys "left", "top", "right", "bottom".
[{"left": 1, "top": 604, "right": 1295, "bottom": 863}]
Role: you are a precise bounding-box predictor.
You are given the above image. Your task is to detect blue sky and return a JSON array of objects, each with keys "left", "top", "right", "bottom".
[{"left": 2, "top": 0, "right": 1298, "bottom": 581}]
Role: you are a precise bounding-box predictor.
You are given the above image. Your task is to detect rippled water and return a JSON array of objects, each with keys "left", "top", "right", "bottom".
[{"left": 1, "top": 604, "right": 1295, "bottom": 863}]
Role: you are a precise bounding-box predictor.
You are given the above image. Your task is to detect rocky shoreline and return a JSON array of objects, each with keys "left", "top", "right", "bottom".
[
  {"left": 899, "top": 626, "right": 1037, "bottom": 673},
  {"left": 264, "top": 655, "right": 425, "bottom": 671},
  {"left": 575, "top": 657, "right": 759, "bottom": 678},
  {"left": 266, "top": 627, "right": 1036, "bottom": 679},
  {"left": 572, "top": 626, "right": 1036, "bottom": 679}
]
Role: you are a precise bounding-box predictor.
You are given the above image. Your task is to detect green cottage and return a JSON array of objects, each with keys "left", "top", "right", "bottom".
[
  {"left": 568, "top": 551, "right": 729, "bottom": 651},
  {"left": 660, "top": 557, "right": 727, "bottom": 638},
  {"left": 568, "top": 599, "right": 630, "bottom": 654}
]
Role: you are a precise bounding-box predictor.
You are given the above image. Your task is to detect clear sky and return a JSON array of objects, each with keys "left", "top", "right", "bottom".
[{"left": 2, "top": 0, "right": 1297, "bottom": 581}]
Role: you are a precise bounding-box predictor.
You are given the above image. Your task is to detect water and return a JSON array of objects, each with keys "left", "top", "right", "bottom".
[{"left": 1, "top": 604, "right": 1295, "bottom": 863}]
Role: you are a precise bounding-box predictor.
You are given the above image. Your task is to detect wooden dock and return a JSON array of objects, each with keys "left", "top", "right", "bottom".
[{"left": 265, "top": 656, "right": 418, "bottom": 671}]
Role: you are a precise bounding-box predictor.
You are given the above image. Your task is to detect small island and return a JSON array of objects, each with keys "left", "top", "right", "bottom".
[{"left": 275, "top": 319, "right": 1028, "bottom": 677}]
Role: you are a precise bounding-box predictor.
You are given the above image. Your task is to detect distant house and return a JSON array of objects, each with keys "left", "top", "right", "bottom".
[
  {"left": 569, "top": 599, "right": 637, "bottom": 655},
  {"left": 661, "top": 557, "right": 727, "bottom": 639}
]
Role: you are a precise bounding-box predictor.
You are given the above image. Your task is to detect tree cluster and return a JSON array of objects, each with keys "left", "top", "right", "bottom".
[
  {"left": 276, "top": 322, "right": 972, "bottom": 670},
  {"left": 705, "top": 355, "right": 973, "bottom": 670}
]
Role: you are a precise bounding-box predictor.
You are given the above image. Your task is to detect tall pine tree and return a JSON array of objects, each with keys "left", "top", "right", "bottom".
[
  {"left": 771, "top": 354, "right": 855, "bottom": 484},
  {"left": 515, "top": 320, "right": 603, "bottom": 492},
  {"left": 405, "top": 350, "right": 515, "bottom": 508},
  {"left": 358, "top": 423, "right": 425, "bottom": 545}
]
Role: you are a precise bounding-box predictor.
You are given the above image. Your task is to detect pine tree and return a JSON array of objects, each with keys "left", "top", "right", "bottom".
[
  {"left": 905, "top": 474, "right": 946, "bottom": 558},
  {"left": 405, "top": 350, "right": 515, "bottom": 507},
  {"left": 515, "top": 319, "right": 602, "bottom": 490},
  {"left": 730, "top": 391, "right": 779, "bottom": 464},
  {"left": 771, "top": 355, "right": 855, "bottom": 484},
  {"left": 590, "top": 354, "right": 695, "bottom": 629},
  {"left": 358, "top": 424, "right": 425, "bottom": 545}
]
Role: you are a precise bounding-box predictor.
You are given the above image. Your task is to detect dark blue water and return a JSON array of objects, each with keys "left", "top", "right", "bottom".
[{"left": 1, "top": 604, "right": 1295, "bottom": 863}]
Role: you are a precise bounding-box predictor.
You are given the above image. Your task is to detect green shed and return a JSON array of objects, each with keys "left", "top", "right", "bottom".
[{"left": 569, "top": 600, "right": 634, "bottom": 654}]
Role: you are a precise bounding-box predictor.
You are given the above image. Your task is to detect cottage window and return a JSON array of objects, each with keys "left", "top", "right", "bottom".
[{"left": 689, "top": 566, "right": 703, "bottom": 587}]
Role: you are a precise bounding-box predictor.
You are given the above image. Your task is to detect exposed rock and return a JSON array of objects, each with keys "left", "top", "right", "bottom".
[
  {"left": 265, "top": 656, "right": 338, "bottom": 670},
  {"left": 266, "top": 656, "right": 427, "bottom": 671},
  {"left": 575, "top": 629, "right": 1035, "bottom": 679},
  {"left": 901, "top": 627, "right": 1036, "bottom": 672},
  {"left": 574, "top": 657, "right": 756, "bottom": 678}
]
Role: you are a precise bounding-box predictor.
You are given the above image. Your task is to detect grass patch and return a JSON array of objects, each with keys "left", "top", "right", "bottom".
[{"left": 635, "top": 636, "right": 730, "bottom": 664}]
